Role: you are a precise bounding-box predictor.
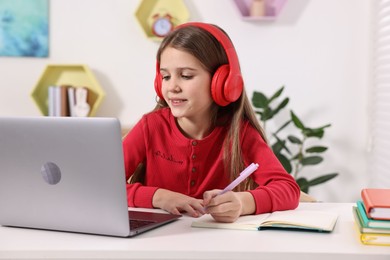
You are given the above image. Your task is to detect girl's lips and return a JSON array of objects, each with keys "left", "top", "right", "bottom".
[{"left": 169, "top": 99, "right": 187, "bottom": 105}]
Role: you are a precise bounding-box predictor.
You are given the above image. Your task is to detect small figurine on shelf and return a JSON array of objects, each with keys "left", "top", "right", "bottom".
[
  {"left": 250, "top": 0, "right": 266, "bottom": 17},
  {"left": 73, "top": 87, "right": 91, "bottom": 117}
]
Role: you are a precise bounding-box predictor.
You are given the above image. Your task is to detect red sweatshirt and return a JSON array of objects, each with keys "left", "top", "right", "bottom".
[{"left": 123, "top": 108, "right": 300, "bottom": 214}]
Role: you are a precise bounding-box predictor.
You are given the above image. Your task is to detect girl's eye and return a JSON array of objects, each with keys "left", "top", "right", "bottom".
[
  {"left": 162, "top": 75, "right": 170, "bottom": 81},
  {"left": 182, "top": 75, "right": 193, "bottom": 80}
]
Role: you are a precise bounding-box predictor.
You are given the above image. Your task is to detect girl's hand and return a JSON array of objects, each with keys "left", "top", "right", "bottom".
[
  {"left": 152, "top": 189, "right": 206, "bottom": 217},
  {"left": 203, "top": 190, "right": 256, "bottom": 223},
  {"left": 203, "top": 189, "right": 242, "bottom": 222}
]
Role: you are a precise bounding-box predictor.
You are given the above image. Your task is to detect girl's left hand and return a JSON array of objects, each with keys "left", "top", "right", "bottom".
[{"left": 202, "top": 189, "right": 243, "bottom": 223}]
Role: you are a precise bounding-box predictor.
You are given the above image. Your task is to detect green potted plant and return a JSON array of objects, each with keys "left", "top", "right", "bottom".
[{"left": 251, "top": 86, "right": 338, "bottom": 194}]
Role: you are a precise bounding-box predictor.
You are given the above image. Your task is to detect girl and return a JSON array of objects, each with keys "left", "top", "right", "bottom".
[{"left": 123, "top": 22, "right": 300, "bottom": 223}]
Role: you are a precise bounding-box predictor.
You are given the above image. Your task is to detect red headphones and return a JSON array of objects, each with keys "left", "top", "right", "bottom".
[{"left": 154, "top": 22, "right": 243, "bottom": 106}]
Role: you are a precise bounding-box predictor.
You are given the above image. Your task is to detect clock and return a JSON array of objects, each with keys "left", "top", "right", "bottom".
[{"left": 151, "top": 14, "right": 174, "bottom": 37}]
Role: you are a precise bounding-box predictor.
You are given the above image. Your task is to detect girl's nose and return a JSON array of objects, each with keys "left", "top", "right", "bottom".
[{"left": 166, "top": 78, "right": 181, "bottom": 93}]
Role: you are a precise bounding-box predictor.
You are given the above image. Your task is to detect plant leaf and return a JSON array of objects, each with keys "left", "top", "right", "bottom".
[
  {"left": 272, "top": 134, "right": 291, "bottom": 154},
  {"left": 303, "top": 128, "right": 324, "bottom": 138},
  {"left": 261, "top": 107, "right": 273, "bottom": 121},
  {"left": 307, "top": 173, "right": 338, "bottom": 186},
  {"left": 287, "top": 135, "right": 302, "bottom": 144},
  {"left": 276, "top": 152, "right": 292, "bottom": 173},
  {"left": 273, "top": 97, "right": 289, "bottom": 115},
  {"left": 306, "top": 146, "right": 328, "bottom": 153},
  {"left": 272, "top": 140, "right": 284, "bottom": 154},
  {"left": 274, "top": 120, "right": 291, "bottom": 134},
  {"left": 301, "top": 156, "right": 323, "bottom": 166},
  {"left": 290, "top": 111, "right": 305, "bottom": 129},
  {"left": 303, "top": 124, "right": 331, "bottom": 138},
  {"left": 252, "top": 91, "right": 268, "bottom": 108},
  {"left": 296, "top": 177, "right": 309, "bottom": 193},
  {"left": 315, "top": 124, "right": 332, "bottom": 130},
  {"left": 268, "top": 86, "right": 284, "bottom": 103}
]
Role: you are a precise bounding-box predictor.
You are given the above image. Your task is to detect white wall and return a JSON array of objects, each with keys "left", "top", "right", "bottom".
[{"left": 0, "top": 0, "right": 373, "bottom": 202}]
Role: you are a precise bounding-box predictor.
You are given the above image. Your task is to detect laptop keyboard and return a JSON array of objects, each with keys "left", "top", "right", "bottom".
[{"left": 129, "top": 219, "right": 156, "bottom": 229}]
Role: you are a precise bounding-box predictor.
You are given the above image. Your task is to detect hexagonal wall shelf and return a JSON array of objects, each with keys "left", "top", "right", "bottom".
[
  {"left": 31, "top": 64, "right": 105, "bottom": 116},
  {"left": 135, "top": 0, "right": 190, "bottom": 41},
  {"left": 233, "top": 0, "right": 288, "bottom": 21}
]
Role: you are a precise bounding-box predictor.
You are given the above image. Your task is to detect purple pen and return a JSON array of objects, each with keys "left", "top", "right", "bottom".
[{"left": 219, "top": 163, "right": 259, "bottom": 195}]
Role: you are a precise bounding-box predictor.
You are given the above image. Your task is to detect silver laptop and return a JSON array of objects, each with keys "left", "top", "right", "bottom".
[{"left": 0, "top": 116, "right": 180, "bottom": 237}]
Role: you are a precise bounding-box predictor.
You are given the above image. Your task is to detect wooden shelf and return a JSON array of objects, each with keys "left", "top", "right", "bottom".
[{"left": 31, "top": 64, "right": 105, "bottom": 116}]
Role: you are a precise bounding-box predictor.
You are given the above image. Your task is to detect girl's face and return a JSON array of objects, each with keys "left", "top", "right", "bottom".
[{"left": 159, "top": 47, "right": 214, "bottom": 123}]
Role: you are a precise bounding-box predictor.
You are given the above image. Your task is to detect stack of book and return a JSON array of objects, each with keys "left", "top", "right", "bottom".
[
  {"left": 353, "top": 188, "right": 390, "bottom": 246},
  {"left": 48, "top": 85, "right": 91, "bottom": 117}
]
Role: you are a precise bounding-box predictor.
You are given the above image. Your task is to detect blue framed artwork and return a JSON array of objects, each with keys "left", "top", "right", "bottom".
[{"left": 0, "top": 0, "right": 48, "bottom": 57}]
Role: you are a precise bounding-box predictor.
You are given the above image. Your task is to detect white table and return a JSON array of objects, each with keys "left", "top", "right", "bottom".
[{"left": 0, "top": 203, "right": 389, "bottom": 260}]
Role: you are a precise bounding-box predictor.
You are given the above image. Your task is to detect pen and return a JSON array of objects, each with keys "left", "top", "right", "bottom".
[{"left": 219, "top": 163, "right": 259, "bottom": 195}]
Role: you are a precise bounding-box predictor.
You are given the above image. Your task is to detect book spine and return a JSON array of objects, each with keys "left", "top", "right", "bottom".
[
  {"left": 356, "top": 201, "right": 390, "bottom": 229},
  {"left": 361, "top": 189, "right": 374, "bottom": 218},
  {"left": 54, "top": 86, "right": 61, "bottom": 116},
  {"left": 59, "top": 85, "right": 70, "bottom": 116},
  {"left": 48, "top": 86, "right": 56, "bottom": 116},
  {"left": 67, "top": 87, "right": 76, "bottom": 117},
  {"left": 360, "top": 233, "right": 390, "bottom": 246},
  {"left": 356, "top": 201, "right": 372, "bottom": 228}
]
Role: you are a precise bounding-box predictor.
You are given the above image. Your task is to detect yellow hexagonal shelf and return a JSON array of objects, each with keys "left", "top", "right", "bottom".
[
  {"left": 31, "top": 64, "right": 105, "bottom": 117},
  {"left": 135, "top": 0, "right": 190, "bottom": 41}
]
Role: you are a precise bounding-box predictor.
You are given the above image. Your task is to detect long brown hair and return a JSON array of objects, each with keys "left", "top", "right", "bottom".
[{"left": 133, "top": 25, "right": 267, "bottom": 191}]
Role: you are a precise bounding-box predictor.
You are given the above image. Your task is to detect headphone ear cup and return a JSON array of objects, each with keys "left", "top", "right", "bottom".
[
  {"left": 224, "top": 73, "right": 243, "bottom": 103},
  {"left": 154, "top": 72, "right": 164, "bottom": 100},
  {"left": 211, "top": 65, "right": 230, "bottom": 106}
]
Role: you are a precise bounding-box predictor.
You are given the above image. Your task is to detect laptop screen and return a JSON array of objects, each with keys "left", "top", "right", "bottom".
[{"left": 0, "top": 117, "right": 132, "bottom": 236}]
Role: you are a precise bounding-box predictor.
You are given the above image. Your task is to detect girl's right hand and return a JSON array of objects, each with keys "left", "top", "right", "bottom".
[{"left": 152, "top": 188, "right": 206, "bottom": 217}]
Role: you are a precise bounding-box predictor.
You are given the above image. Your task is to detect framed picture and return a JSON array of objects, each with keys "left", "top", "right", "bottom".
[{"left": 0, "top": 0, "right": 48, "bottom": 57}]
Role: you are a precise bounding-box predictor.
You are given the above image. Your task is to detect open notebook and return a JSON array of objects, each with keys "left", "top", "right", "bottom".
[{"left": 192, "top": 208, "right": 338, "bottom": 232}]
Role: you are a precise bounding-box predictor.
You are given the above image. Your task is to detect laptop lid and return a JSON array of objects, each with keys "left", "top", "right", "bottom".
[{"left": 0, "top": 116, "right": 179, "bottom": 237}]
